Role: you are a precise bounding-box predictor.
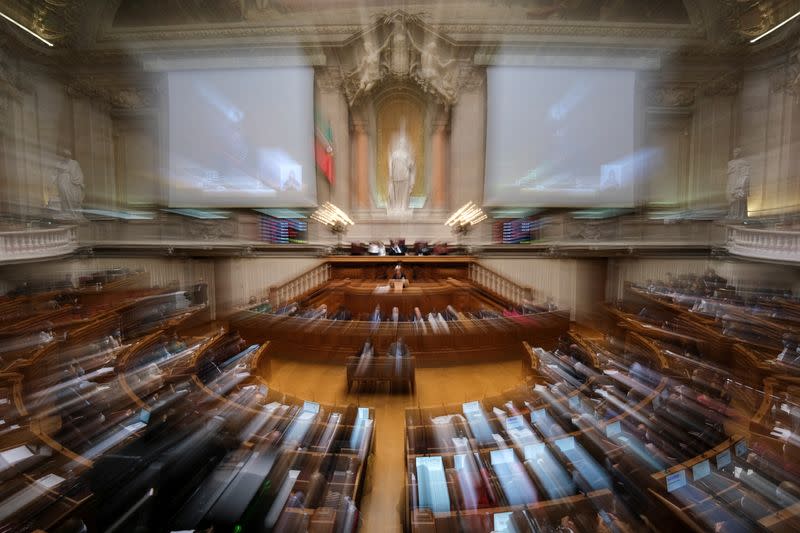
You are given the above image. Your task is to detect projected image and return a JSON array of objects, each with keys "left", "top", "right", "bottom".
[
  {"left": 168, "top": 68, "right": 317, "bottom": 207},
  {"left": 484, "top": 67, "right": 637, "bottom": 207}
]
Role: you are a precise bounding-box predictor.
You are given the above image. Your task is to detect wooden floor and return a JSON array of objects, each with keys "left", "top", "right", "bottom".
[{"left": 265, "top": 357, "right": 525, "bottom": 532}]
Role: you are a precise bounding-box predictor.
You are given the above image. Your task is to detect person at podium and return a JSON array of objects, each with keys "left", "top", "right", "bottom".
[
  {"left": 390, "top": 264, "right": 409, "bottom": 289},
  {"left": 391, "top": 264, "right": 406, "bottom": 280}
]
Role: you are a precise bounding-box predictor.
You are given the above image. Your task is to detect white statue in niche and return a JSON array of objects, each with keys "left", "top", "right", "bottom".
[
  {"left": 387, "top": 124, "right": 416, "bottom": 215},
  {"left": 726, "top": 147, "right": 750, "bottom": 220},
  {"left": 49, "top": 149, "right": 85, "bottom": 220}
]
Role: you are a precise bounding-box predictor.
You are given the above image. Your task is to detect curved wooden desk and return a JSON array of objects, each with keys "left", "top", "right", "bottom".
[{"left": 232, "top": 309, "right": 569, "bottom": 366}]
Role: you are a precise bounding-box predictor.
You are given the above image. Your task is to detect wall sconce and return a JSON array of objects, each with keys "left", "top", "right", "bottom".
[
  {"left": 445, "top": 201, "right": 487, "bottom": 236},
  {"left": 311, "top": 202, "right": 354, "bottom": 242}
]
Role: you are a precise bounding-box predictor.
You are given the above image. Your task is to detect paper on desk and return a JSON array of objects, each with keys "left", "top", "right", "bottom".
[
  {"left": 36, "top": 473, "right": 65, "bottom": 489},
  {"left": 0, "top": 445, "right": 34, "bottom": 465}
]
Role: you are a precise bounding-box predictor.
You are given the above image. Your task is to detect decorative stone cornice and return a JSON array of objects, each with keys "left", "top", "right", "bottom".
[
  {"left": 66, "top": 77, "right": 160, "bottom": 110},
  {"left": 646, "top": 84, "right": 696, "bottom": 108},
  {"left": 769, "top": 51, "right": 800, "bottom": 99},
  {"left": 702, "top": 70, "right": 742, "bottom": 97}
]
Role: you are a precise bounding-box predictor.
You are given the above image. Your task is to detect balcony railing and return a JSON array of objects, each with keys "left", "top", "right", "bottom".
[
  {"left": 268, "top": 262, "right": 331, "bottom": 306},
  {"left": 0, "top": 225, "right": 78, "bottom": 263},
  {"left": 728, "top": 225, "right": 800, "bottom": 263},
  {"left": 468, "top": 262, "right": 534, "bottom": 305}
]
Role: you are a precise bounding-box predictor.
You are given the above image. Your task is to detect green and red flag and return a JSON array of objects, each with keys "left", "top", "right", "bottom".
[{"left": 315, "top": 114, "right": 335, "bottom": 186}]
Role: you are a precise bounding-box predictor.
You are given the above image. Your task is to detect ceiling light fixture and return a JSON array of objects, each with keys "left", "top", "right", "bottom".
[
  {"left": 750, "top": 9, "right": 800, "bottom": 43},
  {"left": 0, "top": 10, "right": 54, "bottom": 47}
]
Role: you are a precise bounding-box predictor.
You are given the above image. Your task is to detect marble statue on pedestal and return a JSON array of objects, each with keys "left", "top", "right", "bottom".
[
  {"left": 50, "top": 149, "right": 85, "bottom": 220},
  {"left": 726, "top": 147, "right": 750, "bottom": 220},
  {"left": 387, "top": 127, "right": 415, "bottom": 215}
]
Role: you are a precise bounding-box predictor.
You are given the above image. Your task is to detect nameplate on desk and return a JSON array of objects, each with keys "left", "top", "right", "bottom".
[
  {"left": 555, "top": 436, "right": 575, "bottom": 452},
  {"left": 666, "top": 469, "right": 687, "bottom": 492},
  {"left": 734, "top": 439, "right": 747, "bottom": 457},
  {"left": 506, "top": 415, "right": 525, "bottom": 431},
  {"left": 692, "top": 459, "right": 711, "bottom": 481},
  {"left": 490, "top": 448, "right": 515, "bottom": 465},
  {"left": 716, "top": 448, "right": 732, "bottom": 469},
  {"left": 605, "top": 421, "right": 622, "bottom": 438},
  {"left": 524, "top": 443, "right": 546, "bottom": 460}
]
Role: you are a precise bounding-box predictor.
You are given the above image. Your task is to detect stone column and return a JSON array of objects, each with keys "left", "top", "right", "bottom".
[
  {"left": 351, "top": 118, "right": 371, "bottom": 209},
  {"left": 430, "top": 118, "right": 449, "bottom": 209},
  {"left": 449, "top": 71, "right": 486, "bottom": 209}
]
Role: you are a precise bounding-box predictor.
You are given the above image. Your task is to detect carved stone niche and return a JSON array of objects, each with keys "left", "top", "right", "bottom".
[
  {"left": 339, "top": 12, "right": 468, "bottom": 109},
  {"left": 339, "top": 12, "right": 469, "bottom": 216}
]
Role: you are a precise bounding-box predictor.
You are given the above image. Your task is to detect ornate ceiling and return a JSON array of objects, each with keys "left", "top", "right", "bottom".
[
  {"left": 0, "top": 0, "right": 798, "bottom": 65},
  {"left": 109, "top": 1, "right": 692, "bottom": 28}
]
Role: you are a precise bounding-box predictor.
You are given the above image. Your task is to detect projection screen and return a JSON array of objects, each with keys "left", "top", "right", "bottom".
[
  {"left": 167, "top": 67, "right": 317, "bottom": 207},
  {"left": 484, "top": 67, "right": 636, "bottom": 207}
]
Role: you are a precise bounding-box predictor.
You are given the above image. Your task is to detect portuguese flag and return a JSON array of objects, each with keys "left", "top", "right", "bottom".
[{"left": 315, "top": 115, "right": 335, "bottom": 185}]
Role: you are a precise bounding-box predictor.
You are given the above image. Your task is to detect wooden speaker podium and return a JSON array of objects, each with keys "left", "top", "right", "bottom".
[{"left": 390, "top": 279, "right": 407, "bottom": 292}]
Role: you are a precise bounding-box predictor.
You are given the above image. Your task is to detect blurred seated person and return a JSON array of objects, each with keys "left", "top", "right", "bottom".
[
  {"left": 359, "top": 338, "right": 374, "bottom": 358},
  {"left": 367, "top": 241, "right": 386, "bottom": 256},
  {"left": 331, "top": 305, "right": 352, "bottom": 320},
  {"left": 369, "top": 304, "right": 382, "bottom": 323},
  {"left": 388, "top": 337, "right": 410, "bottom": 358},
  {"left": 413, "top": 241, "right": 432, "bottom": 256},
  {"left": 386, "top": 239, "right": 406, "bottom": 255},
  {"left": 776, "top": 333, "right": 799, "bottom": 365}
]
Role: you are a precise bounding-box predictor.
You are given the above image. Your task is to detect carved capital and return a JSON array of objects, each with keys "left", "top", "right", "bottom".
[
  {"left": 646, "top": 85, "right": 696, "bottom": 108},
  {"left": 455, "top": 63, "right": 485, "bottom": 92},
  {"left": 315, "top": 67, "right": 343, "bottom": 91},
  {"left": 351, "top": 120, "right": 368, "bottom": 135}
]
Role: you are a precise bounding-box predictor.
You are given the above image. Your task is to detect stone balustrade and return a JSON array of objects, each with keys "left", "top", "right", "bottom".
[
  {"left": 728, "top": 225, "right": 800, "bottom": 263},
  {"left": 0, "top": 225, "right": 78, "bottom": 263},
  {"left": 468, "top": 262, "right": 533, "bottom": 305},
  {"left": 269, "top": 263, "right": 331, "bottom": 305}
]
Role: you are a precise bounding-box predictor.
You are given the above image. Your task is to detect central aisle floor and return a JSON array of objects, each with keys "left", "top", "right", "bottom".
[{"left": 266, "top": 358, "right": 525, "bottom": 532}]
